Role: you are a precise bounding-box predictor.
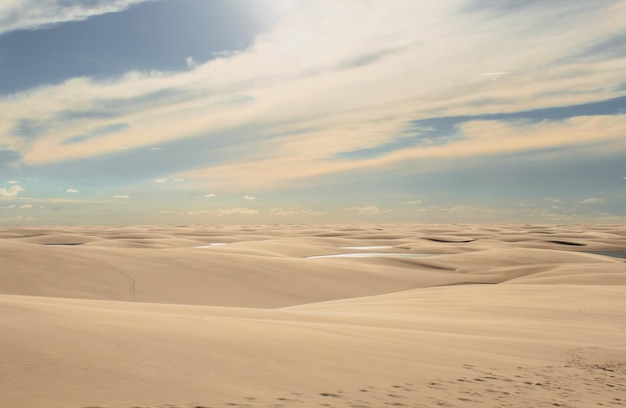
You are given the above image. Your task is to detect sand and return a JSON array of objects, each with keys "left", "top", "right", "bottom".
[{"left": 1, "top": 224, "right": 625, "bottom": 408}]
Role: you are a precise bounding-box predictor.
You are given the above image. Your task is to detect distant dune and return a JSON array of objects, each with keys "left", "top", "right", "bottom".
[{"left": 1, "top": 224, "right": 625, "bottom": 407}]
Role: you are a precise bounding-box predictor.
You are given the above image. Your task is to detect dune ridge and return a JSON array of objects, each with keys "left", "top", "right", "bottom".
[{"left": 1, "top": 224, "right": 625, "bottom": 407}]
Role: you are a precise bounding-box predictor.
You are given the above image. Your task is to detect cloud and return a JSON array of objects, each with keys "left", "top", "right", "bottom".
[
  {"left": 186, "top": 56, "right": 198, "bottom": 69},
  {"left": 0, "top": 215, "right": 36, "bottom": 223},
  {"left": 481, "top": 72, "right": 511, "bottom": 78},
  {"left": 178, "top": 114, "right": 626, "bottom": 190},
  {"left": 268, "top": 206, "right": 327, "bottom": 216},
  {"left": 351, "top": 205, "right": 393, "bottom": 215},
  {"left": 66, "top": 188, "right": 78, "bottom": 193},
  {"left": 2, "top": 0, "right": 625, "bottom": 198},
  {"left": 203, "top": 193, "right": 216, "bottom": 198},
  {"left": 0, "top": 197, "right": 107, "bottom": 204},
  {"left": 8, "top": 180, "right": 18, "bottom": 184},
  {"left": 243, "top": 195, "right": 256, "bottom": 200},
  {"left": 405, "top": 200, "right": 422, "bottom": 205},
  {"left": 212, "top": 207, "right": 259, "bottom": 216},
  {"left": 0, "top": 205, "right": 16, "bottom": 209},
  {"left": 0, "top": 185, "right": 24, "bottom": 197},
  {"left": 580, "top": 197, "right": 605, "bottom": 205},
  {"left": 394, "top": 203, "right": 626, "bottom": 224},
  {"left": 114, "top": 194, "right": 130, "bottom": 199},
  {"left": 0, "top": 0, "right": 153, "bottom": 35},
  {"left": 155, "top": 177, "right": 184, "bottom": 184},
  {"left": 186, "top": 207, "right": 259, "bottom": 216},
  {"left": 544, "top": 197, "right": 561, "bottom": 203},
  {"left": 19, "top": 204, "right": 32, "bottom": 209}
]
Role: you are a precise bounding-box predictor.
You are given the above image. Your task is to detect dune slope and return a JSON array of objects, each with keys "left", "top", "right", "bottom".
[{"left": 1, "top": 224, "right": 625, "bottom": 408}]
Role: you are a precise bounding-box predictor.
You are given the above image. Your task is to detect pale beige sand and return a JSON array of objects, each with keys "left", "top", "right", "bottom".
[{"left": 1, "top": 224, "right": 625, "bottom": 408}]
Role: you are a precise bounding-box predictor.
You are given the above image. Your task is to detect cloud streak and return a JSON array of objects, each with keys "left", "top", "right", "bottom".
[
  {"left": 3, "top": 1, "right": 625, "bottom": 172},
  {"left": 1, "top": 0, "right": 625, "bottom": 220},
  {"left": 0, "top": 0, "right": 153, "bottom": 35}
]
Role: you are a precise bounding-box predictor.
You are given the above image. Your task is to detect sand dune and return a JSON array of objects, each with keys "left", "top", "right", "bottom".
[{"left": 1, "top": 224, "right": 625, "bottom": 407}]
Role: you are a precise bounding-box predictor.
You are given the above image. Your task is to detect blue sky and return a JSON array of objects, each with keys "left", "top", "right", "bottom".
[{"left": 1, "top": 0, "right": 625, "bottom": 225}]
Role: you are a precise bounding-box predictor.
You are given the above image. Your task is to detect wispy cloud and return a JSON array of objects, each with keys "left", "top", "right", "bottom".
[
  {"left": 243, "top": 195, "right": 256, "bottom": 200},
  {"left": 179, "top": 114, "right": 626, "bottom": 190},
  {"left": 203, "top": 193, "right": 216, "bottom": 198},
  {"left": 579, "top": 197, "right": 605, "bottom": 205},
  {"left": 351, "top": 205, "right": 393, "bottom": 215},
  {"left": 0, "top": 197, "right": 108, "bottom": 204},
  {"left": 0, "top": 215, "right": 36, "bottom": 223},
  {"left": 154, "top": 177, "right": 184, "bottom": 184},
  {"left": 0, "top": 185, "right": 24, "bottom": 197},
  {"left": 114, "top": 194, "right": 130, "bottom": 199},
  {"left": 186, "top": 56, "right": 198, "bottom": 69},
  {"left": 269, "top": 206, "right": 327, "bottom": 216},
  {"left": 2, "top": 0, "right": 626, "bottom": 211},
  {"left": 0, "top": 0, "right": 153, "bottom": 35},
  {"left": 3, "top": 1, "right": 625, "bottom": 172},
  {"left": 19, "top": 204, "right": 32, "bottom": 209},
  {"left": 186, "top": 207, "right": 259, "bottom": 216},
  {"left": 65, "top": 188, "right": 78, "bottom": 193}
]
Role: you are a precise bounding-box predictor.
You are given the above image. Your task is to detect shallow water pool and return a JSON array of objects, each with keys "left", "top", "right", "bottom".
[
  {"left": 306, "top": 253, "right": 436, "bottom": 259},
  {"left": 586, "top": 251, "right": 626, "bottom": 259}
]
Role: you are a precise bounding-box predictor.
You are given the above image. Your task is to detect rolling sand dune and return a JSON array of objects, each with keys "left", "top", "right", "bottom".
[{"left": 1, "top": 224, "right": 625, "bottom": 407}]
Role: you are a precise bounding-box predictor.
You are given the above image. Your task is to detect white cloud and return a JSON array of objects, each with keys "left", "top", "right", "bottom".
[
  {"left": 0, "top": 197, "right": 107, "bottom": 204},
  {"left": 1, "top": 0, "right": 625, "bottom": 196},
  {"left": 580, "top": 197, "right": 605, "bottom": 205},
  {"left": 481, "top": 72, "right": 511, "bottom": 79},
  {"left": 544, "top": 197, "right": 561, "bottom": 203},
  {"left": 269, "top": 206, "right": 327, "bottom": 216},
  {"left": 186, "top": 56, "right": 198, "bottom": 69},
  {"left": 351, "top": 205, "right": 393, "bottom": 215},
  {"left": 243, "top": 195, "right": 256, "bottom": 200},
  {"left": 151, "top": 147, "right": 163, "bottom": 150},
  {"left": 179, "top": 114, "right": 626, "bottom": 191},
  {"left": 0, "top": 185, "right": 24, "bottom": 197},
  {"left": 204, "top": 193, "right": 216, "bottom": 198},
  {"left": 0, "top": 205, "right": 16, "bottom": 210},
  {"left": 0, "top": 215, "right": 36, "bottom": 223},
  {"left": 0, "top": 0, "right": 153, "bottom": 35},
  {"left": 186, "top": 207, "right": 259, "bottom": 216},
  {"left": 213, "top": 207, "right": 259, "bottom": 216},
  {"left": 154, "top": 177, "right": 183, "bottom": 184},
  {"left": 114, "top": 195, "right": 130, "bottom": 199},
  {"left": 65, "top": 188, "right": 78, "bottom": 193},
  {"left": 8, "top": 180, "right": 18, "bottom": 184},
  {"left": 19, "top": 204, "right": 33, "bottom": 209}
]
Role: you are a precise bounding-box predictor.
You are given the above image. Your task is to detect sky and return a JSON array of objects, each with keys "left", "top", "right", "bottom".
[{"left": 1, "top": 0, "right": 625, "bottom": 225}]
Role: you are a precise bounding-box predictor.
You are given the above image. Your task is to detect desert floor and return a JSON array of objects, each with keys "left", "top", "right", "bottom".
[{"left": 1, "top": 224, "right": 625, "bottom": 408}]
